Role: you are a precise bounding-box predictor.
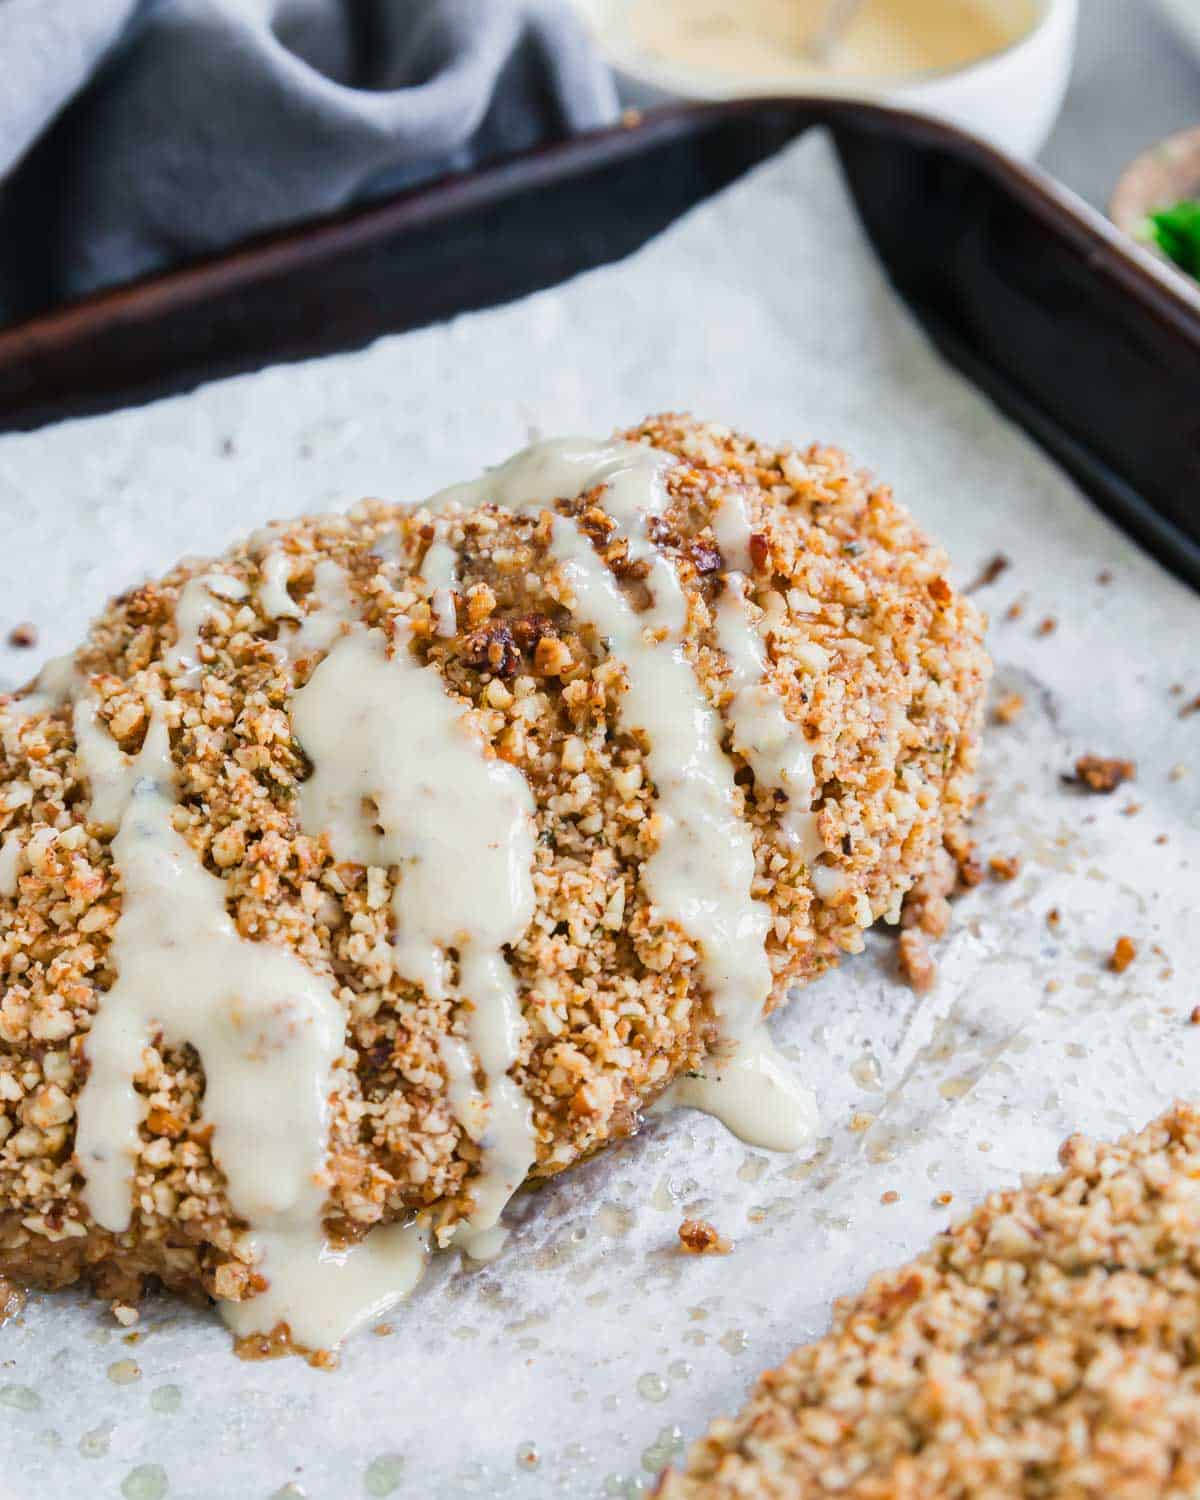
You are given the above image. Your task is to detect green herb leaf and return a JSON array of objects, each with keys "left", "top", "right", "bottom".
[{"left": 1145, "top": 199, "right": 1200, "bottom": 279}]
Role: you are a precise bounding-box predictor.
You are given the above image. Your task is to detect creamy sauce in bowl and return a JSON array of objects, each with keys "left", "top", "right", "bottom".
[{"left": 621, "top": 0, "right": 1031, "bottom": 84}]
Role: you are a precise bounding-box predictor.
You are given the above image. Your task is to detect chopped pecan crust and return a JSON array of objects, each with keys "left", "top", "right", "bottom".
[{"left": 659, "top": 1105, "right": 1200, "bottom": 1499}]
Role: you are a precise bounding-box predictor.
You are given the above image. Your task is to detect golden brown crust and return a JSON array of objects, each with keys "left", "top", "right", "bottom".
[
  {"left": 657, "top": 1104, "right": 1200, "bottom": 1500},
  {"left": 0, "top": 414, "right": 988, "bottom": 1312}
]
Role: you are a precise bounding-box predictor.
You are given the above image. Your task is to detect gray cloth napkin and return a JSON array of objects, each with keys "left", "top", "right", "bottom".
[{"left": 0, "top": 0, "right": 617, "bottom": 325}]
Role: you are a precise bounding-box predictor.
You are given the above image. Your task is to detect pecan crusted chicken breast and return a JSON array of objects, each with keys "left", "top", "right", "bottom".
[
  {"left": 0, "top": 415, "right": 987, "bottom": 1351},
  {"left": 657, "top": 1105, "right": 1200, "bottom": 1500}
]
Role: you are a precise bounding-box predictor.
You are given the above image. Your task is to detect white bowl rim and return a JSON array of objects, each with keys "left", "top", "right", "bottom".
[{"left": 578, "top": 0, "right": 1068, "bottom": 97}]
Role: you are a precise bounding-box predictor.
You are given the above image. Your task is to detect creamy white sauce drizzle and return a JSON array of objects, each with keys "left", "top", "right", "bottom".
[
  {"left": 420, "top": 527, "right": 460, "bottom": 590},
  {"left": 256, "top": 555, "right": 358, "bottom": 662},
  {"left": 430, "top": 440, "right": 816, "bottom": 1152},
  {"left": 711, "top": 489, "right": 823, "bottom": 864},
  {"left": 223, "top": 1218, "right": 427, "bottom": 1351},
  {"left": 420, "top": 524, "right": 460, "bottom": 639},
  {"left": 257, "top": 549, "right": 303, "bottom": 622},
  {"left": 31, "top": 653, "right": 80, "bottom": 703},
  {"left": 369, "top": 527, "right": 405, "bottom": 565},
  {"left": 668, "top": 1031, "right": 817, "bottom": 1149},
  {"left": 71, "top": 699, "right": 154, "bottom": 829},
  {"left": 2, "top": 654, "right": 82, "bottom": 744},
  {"left": 291, "top": 626, "right": 537, "bottom": 1253},
  {"left": 431, "top": 591, "right": 457, "bottom": 640},
  {"left": 812, "top": 862, "right": 849, "bottom": 902},
  {"left": 0, "top": 830, "right": 22, "bottom": 898},
  {"left": 165, "top": 574, "right": 249, "bottom": 685},
  {"left": 1, "top": 655, "right": 83, "bottom": 770},
  {"left": 72, "top": 692, "right": 427, "bottom": 1348}
]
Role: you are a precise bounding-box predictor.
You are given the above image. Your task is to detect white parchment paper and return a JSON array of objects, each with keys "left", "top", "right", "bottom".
[{"left": 1, "top": 132, "right": 1198, "bottom": 1500}]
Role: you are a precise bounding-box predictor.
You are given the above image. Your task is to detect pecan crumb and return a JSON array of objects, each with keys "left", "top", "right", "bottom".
[
  {"left": 234, "top": 1325, "right": 294, "bottom": 1362},
  {"left": 898, "top": 929, "right": 936, "bottom": 993},
  {"left": 462, "top": 620, "right": 520, "bottom": 679},
  {"left": 988, "top": 854, "right": 1020, "bottom": 882},
  {"left": 748, "top": 532, "right": 770, "bottom": 573},
  {"left": 965, "top": 553, "right": 1009, "bottom": 593},
  {"left": 1190, "top": 1007, "right": 1200, "bottom": 1026},
  {"left": 1046, "top": 907, "right": 1061, "bottom": 929},
  {"left": 1067, "top": 755, "right": 1136, "bottom": 794},
  {"left": 934, "top": 1191, "right": 954, "bottom": 1207},
  {"left": 880, "top": 1190, "right": 900, "bottom": 1205},
  {"left": 533, "top": 634, "right": 573, "bottom": 677},
  {"left": 688, "top": 540, "right": 723, "bottom": 575},
  {"left": 1180, "top": 696, "right": 1200, "bottom": 720},
  {"left": 992, "top": 691, "right": 1024, "bottom": 725},
  {"left": 609, "top": 548, "right": 651, "bottom": 582},
  {"left": 510, "top": 612, "right": 556, "bottom": 651},
  {"left": 578, "top": 504, "right": 615, "bottom": 543},
  {"left": 955, "top": 850, "right": 984, "bottom": 888},
  {"left": 146, "top": 1105, "right": 185, "bottom": 1139},
  {"left": 647, "top": 515, "right": 680, "bottom": 548},
  {"left": 1035, "top": 615, "right": 1057, "bottom": 637},
  {"left": 1004, "top": 598, "right": 1025, "bottom": 621},
  {"left": 1096, "top": 569, "right": 1113, "bottom": 584},
  {"left": 678, "top": 1218, "right": 732, "bottom": 1256},
  {"left": 928, "top": 577, "right": 952, "bottom": 606},
  {"left": 1108, "top": 936, "right": 1137, "bottom": 974},
  {"left": 901, "top": 855, "right": 954, "bottom": 937},
  {"left": 6, "top": 622, "right": 37, "bottom": 648}
]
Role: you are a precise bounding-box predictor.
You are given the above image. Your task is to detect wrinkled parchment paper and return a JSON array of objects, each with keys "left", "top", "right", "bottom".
[{"left": 1, "top": 132, "right": 1198, "bottom": 1500}]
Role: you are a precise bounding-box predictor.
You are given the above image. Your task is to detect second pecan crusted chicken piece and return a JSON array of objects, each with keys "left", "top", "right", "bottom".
[
  {"left": 0, "top": 414, "right": 987, "bottom": 1333},
  {"left": 657, "top": 1104, "right": 1200, "bottom": 1500}
]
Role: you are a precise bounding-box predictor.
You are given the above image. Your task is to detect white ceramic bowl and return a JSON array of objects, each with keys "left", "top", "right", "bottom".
[
  {"left": 573, "top": 0, "right": 1078, "bottom": 159},
  {"left": 1154, "top": 0, "right": 1200, "bottom": 65}
]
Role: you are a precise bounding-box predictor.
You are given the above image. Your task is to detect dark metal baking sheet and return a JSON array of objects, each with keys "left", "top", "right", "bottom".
[{"left": 1, "top": 98, "right": 1198, "bottom": 587}]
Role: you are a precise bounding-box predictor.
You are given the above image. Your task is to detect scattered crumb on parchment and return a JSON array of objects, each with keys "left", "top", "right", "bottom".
[{"left": 678, "top": 1219, "right": 732, "bottom": 1256}]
